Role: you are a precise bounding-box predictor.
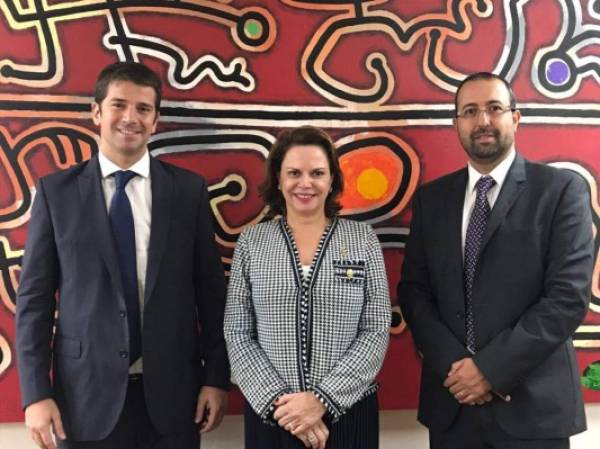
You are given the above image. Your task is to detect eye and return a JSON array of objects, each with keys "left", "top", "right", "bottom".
[
  {"left": 287, "top": 169, "right": 300, "bottom": 177},
  {"left": 312, "top": 170, "right": 325, "bottom": 177},
  {"left": 488, "top": 104, "right": 504, "bottom": 113},
  {"left": 461, "top": 107, "right": 477, "bottom": 118},
  {"left": 138, "top": 105, "right": 153, "bottom": 114}
]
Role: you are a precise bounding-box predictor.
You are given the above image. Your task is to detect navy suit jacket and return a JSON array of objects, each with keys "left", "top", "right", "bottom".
[
  {"left": 399, "top": 154, "right": 593, "bottom": 438},
  {"left": 16, "top": 154, "right": 229, "bottom": 441}
]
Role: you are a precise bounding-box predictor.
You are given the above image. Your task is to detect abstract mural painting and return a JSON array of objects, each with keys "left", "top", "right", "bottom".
[{"left": 1, "top": 0, "right": 599, "bottom": 421}]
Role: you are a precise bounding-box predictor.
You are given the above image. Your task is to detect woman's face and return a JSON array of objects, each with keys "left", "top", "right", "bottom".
[{"left": 278, "top": 144, "right": 333, "bottom": 220}]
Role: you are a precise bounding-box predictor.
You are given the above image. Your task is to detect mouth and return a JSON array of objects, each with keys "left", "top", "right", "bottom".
[
  {"left": 118, "top": 128, "right": 141, "bottom": 136},
  {"left": 471, "top": 129, "right": 498, "bottom": 144},
  {"left": 293, "top": 192, "right": 316, "bottom": 201}
]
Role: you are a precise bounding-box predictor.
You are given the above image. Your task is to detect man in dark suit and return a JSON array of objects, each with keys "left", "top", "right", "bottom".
[
  {"left": 16, "top": 62, "right": 229, "bottom": 449},
  {"left": 399, "top": 72, "right": 594, "bottom": 448}
]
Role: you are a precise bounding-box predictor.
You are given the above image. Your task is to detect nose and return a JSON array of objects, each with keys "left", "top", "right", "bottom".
[
  {"left": 475, "top": 109, "right": 492, "bottom": 126},
  {"left": 298, "top": 174, "right": 311, "bottom": 187},
  {"left": 121, "top": 105, "right": 137, "bottom": 123}
]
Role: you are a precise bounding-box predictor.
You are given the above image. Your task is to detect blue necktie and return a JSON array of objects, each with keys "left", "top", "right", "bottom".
[
  {"left": 464, "top": 176, "right": 496, "bottom": 354},
  {"left": 109, "top": 170, "right": 142, "bottom": 365}
]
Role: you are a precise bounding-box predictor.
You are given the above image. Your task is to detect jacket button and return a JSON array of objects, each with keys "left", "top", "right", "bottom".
[
  {"left": 119, "top": 310, "right": 127, "bottom": 318},
  {"left": 456, "top": 311, "right": 464, "bottom": 319},
  {"left": 119, "top": 350, "right": 129, "bottom": 358}
]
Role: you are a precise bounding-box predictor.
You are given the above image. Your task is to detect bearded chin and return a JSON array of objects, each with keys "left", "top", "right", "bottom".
[
  {"left": 469, "top": 141, "right": 501, "bottom": 160},
  {"left": 468, "top": 131, "right": 514, "bottom": 161}
]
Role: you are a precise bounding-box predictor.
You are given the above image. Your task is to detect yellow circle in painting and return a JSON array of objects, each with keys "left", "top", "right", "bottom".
[{"left": 357, "top": 168, "right": 388, "bottom": 200}]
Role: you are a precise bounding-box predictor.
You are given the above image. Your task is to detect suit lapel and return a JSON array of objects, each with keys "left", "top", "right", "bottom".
[
  {"left": 144, "top": 157, "right": 173, "bottom": 304},
  {"left": 77, "top": 155, "right": 123, "bottom": 294},
  {"left": 446, "top": 169, "right": 468, "bottom": 303},
  {"left": 480, "top": 153, "right": 527, "bottom": 252}
]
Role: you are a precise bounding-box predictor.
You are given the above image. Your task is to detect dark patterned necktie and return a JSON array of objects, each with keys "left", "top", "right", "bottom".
[
  {"left": 464, "top": 175, "right": 496, "bottom": 354},
  {"left": 109, "top": 170, "right": 142, "bottom": 365}
]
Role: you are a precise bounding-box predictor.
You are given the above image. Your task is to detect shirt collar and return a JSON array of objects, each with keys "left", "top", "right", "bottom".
[
  {"left": 467, "top": 149, "right": 516, "bottom": 193},
  {"left": 98, "top": 150, "right": 150, "bottom": 179}
]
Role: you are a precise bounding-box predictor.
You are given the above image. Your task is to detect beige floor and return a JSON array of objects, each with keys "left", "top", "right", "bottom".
[{"left": 1, "top": 405, "right": 598, "bottom": 448}]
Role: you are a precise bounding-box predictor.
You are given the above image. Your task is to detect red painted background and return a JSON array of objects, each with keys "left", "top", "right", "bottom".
[{"left": 1, "top": 0, "right": 599, "bottom": 422}]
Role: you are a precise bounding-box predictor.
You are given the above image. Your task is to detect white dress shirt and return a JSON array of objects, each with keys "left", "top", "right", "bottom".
[
  {"left": 98, "top": 150, "right": 152, "bottom": 371},
  {"left": 461, "top": 149, "right": 516, "bottom": 257}
]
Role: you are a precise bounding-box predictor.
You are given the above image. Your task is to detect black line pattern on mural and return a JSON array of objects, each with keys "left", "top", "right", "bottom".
[
  {"left": 532, "top": 0, "right": 600, "bottom": 99},
  {"left": 0, "top": 0, "right": 57, "bottom": 82},
  {"left": 0, "top": 125, "right": 418, "bottom": 312},
  {"left": 0, "top": 126, "right": 96, "bottom": 225},
  {"left": 108, "top": 35, "right": 253, "bottom": 90},
  {"left": 0, "top": 332, "right": 12, "bottom": 378},
  {"left": 4, "top": 98, "right": 599, "bottom": 123},
  {"left": 149, "top": 130, "right": 273, "bottom": 245},
  {"left": 0, "top": 0, "right": 274, "bottom": 90},
  {"left": 302, "top": 0, "right": 489, "bottom": 104},
  {"left": 575, "top": 332, "right": 600, "bottom": 341},
  {"left": 292, "top": 0, "right": 531, "bottom": 105},
  {"left": 107, "top": 0, "right": 134, "bottom": 62},
  {"left": 0, "top": 238, "right": 21, "bottom": 312}
]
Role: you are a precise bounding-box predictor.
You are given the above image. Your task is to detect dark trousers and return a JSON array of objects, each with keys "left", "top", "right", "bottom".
[
  {"left": 429, "top": 403, "right": 569, "bottom": 449},
  {"left": 59, "top": 376, "right": 200, "bottom": 449},
  {"left": 244, "top": 392, "right": 379, "bottom": 449}
]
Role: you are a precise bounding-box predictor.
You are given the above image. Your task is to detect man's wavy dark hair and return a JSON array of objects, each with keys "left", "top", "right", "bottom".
[{"left": 94, "top": 62, "right": 162, "bottom": 111}]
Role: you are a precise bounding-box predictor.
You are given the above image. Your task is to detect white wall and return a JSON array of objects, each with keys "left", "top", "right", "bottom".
[{"left": 1, "top": 405, "right": 599, "bottom": 449}]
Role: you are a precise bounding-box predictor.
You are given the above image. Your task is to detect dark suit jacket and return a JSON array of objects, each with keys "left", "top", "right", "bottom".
[
  {"left": 16, "top": 154, "right": 229, "bottom": 441},
  {"left": 399, "top": 154, "right": 593, "bottom": 438}
]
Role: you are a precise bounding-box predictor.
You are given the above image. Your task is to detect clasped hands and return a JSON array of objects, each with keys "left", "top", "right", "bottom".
[
  {"left": 444, "top": 357, "right": 494, "bottom": 406},
  {"left": 273, "top": 392, "right": 329, "bottom": 449}
]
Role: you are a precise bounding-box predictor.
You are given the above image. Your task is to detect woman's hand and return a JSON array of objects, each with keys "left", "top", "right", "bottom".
[
  {"left": 273, "top": 392, "right": 326, "bottom": 435},
  {"left": 296, "top": 419, "right": 329, "bottom": 449}
]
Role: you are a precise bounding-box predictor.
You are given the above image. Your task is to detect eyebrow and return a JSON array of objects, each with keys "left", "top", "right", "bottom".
[
  {"left": 109, "top": 97, "right": 154, "bottom": 108},
  {"left": 460, "top": 100, "right": 505, "bottom": 108},
  {"left": 283, "top": 166, "right": 328, "bottom": 170}
]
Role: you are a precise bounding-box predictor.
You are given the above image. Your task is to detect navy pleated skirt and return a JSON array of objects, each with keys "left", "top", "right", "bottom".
[{"left": 244, "top": 392, "right": 379, "bottom": 449}]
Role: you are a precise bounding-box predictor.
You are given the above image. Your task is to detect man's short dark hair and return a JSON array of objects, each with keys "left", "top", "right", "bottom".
[
  {"left": 454, "top": 72, "right": 517, "bottom": 113},
  {"left": 94, "top": 62, "right": 162, "bottom": 110},
  {"left": 259, "top": 126, "right": 344, "bottom": 220}
]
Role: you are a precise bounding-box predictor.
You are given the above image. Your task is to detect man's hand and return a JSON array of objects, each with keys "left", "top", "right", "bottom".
[
  {"left": 195, "top": 386, "right": 228, "bottom": 433},
  {"left": 273, "top": 392, "right": 326, "bottom": 436},
  {"left": 444, "top": 358, "right": 492, "bottom": 404},
  {"left": 25, "top": 398, "right": 66, "bottom": 449},
  {"left": 296, "top": 419, "right": 329, "bottom": 449}
]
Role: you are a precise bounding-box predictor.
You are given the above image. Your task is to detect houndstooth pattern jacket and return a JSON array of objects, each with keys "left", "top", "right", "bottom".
[{"left": 224, "top": 217, "right": 391, "bottom": 422}]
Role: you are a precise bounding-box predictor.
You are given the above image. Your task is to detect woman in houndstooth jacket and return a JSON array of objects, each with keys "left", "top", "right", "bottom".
[{"left": 224, "top": 126, "right": 391, "bottom": 449}]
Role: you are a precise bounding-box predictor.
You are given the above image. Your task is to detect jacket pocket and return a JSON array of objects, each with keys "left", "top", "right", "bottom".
[{"left": 332, "top": 259, "right": 366, "bottom": 285}]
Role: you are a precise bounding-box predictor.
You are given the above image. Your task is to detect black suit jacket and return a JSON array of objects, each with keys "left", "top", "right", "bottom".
[
  {"left": 16, "top": 154, "right": 229, "bottom": 441},
  {"left": 399, "top": 154, "right": 593, "bottom": 438}
]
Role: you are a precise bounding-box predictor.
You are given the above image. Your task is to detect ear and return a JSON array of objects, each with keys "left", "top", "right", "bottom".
[
  {"left": 512, "top": 109, "right": 521, "bottom": 131},
  {"left": 91, "top": 102, "right": 101, "bottom": 126},
  {"left": 151, "top": 110, "right": 159, "bottom": 134}
]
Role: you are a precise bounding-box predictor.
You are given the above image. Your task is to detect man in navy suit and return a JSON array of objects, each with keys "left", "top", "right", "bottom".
[
  {"left": 16, "top": 62, "right": 229, "bottom": 449},
  {"left": 399, "top": 72, "right": 594, "bottom": 448}
]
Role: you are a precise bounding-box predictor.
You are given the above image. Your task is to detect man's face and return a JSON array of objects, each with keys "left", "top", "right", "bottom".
[
  {"left": 92, "top": 80, "right": 158, "bottom": 161},
  {"left": 454, "top": 79, "right": 520, "bottom": 167}
]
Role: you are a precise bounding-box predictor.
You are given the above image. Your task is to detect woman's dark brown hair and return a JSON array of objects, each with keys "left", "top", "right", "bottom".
[{"left": 260, "top": 126, "right": 344, "bottom": 219}]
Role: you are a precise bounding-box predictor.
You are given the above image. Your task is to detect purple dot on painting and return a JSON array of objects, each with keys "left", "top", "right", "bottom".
[{"left": 546, "top": 59, "right": 570, "bottom": 86}]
